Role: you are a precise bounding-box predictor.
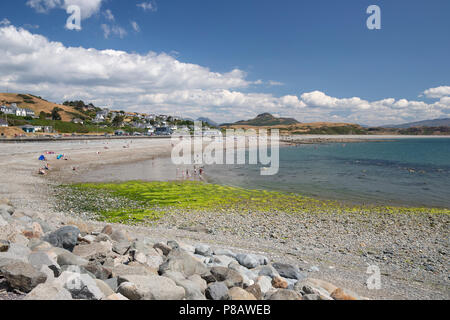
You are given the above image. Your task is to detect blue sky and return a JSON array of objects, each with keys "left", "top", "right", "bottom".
[{"left": 0, "top": 0, "right": 449, "bottom": 125}]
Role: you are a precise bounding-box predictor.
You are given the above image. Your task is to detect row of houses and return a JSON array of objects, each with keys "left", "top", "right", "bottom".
[
  {"left": 21, "top": 125, "right": 53, "bottom": 133},
  {"left": 0, "top": 104, "right": 36, "bottom": 117}
]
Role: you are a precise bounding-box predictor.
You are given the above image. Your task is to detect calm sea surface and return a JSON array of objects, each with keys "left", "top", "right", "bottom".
[
  {"left": 80, "top": 138, "right": 450, "bottom": 208},
  {"left": 204, "top": 138, "right": 450, "bottom": 208}
]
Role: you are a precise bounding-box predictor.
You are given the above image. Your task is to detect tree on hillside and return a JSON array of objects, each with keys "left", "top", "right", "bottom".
[
  {"left": 51, "top": 107, "right": 62, "bottom": 121},
  {"left": 112, "top": 115, "right": 124, "bottom": 127}
]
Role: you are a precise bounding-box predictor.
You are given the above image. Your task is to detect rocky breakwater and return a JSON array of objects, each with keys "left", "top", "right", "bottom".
[{"left": 0, "top": 200, "right": 366, "bottom": 300}]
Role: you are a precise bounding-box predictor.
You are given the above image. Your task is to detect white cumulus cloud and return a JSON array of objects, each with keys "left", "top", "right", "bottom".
[
  {"left": 423, "top": 86, "right": 450, "bottom": 99},
  {"left": 0, "top": 25, "right": 448, "bottom": 125}
]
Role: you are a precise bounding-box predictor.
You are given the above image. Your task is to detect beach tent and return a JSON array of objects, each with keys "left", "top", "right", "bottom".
[{"left": 39, "top": 155, "right": 45, "bottom": 161}]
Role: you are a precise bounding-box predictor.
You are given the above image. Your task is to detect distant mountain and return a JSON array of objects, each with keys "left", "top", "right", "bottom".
[
  {"left": 197, "top": 117, "right": 219, "bottom": 128},
  {"left": 222, "top": 113, "right": 300, "bottom": 127},
  {"left": 383, "top": 118, "right": 450, "bottom": 128}
]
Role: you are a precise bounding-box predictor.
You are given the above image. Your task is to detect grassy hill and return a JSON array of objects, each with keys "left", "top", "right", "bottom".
[
  {"left": 221, "top": 113, "right": 366, "bottom": 134},
  {"left": 222, "top": 113, "right": 300, "bottom": 127},
  {"left": 0, "top": 93, "right": 83, "bottom": 122}
]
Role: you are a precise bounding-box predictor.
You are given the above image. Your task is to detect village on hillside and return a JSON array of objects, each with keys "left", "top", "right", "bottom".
[{"left": 0, "top": 94, "right": 218, "bottom": 138}]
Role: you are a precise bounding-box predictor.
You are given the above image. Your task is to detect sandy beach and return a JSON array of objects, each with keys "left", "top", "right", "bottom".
[{"left": 0, "top": 136, "right": 449, "bottom": 300}]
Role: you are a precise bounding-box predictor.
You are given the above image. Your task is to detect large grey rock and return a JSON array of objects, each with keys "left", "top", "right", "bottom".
[
  {"left": 267, "top": 289, "right": 302, "bottom": 300},
  {"left": 207, "top": 255, "right": 236, "bottom": 267},
  {"left": 24, "top": 282, "right": 72, "bottom": 300},
  {"left": 56, "top": 270, "right": 105, "bottom": 300},
  {"left": 28, "top": 239, "right": 53, "bottom": 252},
  {"left": 112, "top": 241, "right": 131, "bottom": 255},
  {"left": 56, "top": 251, "right": 89, "bottom": 267},
  {"left": 272, "top": 262, "right": 306, "bottom": 280},
  {"left": 153, "top": 242, "right": 171, "bottom": 256},
  {"left": 110, "top": 230, "right": 129, "bottom": 243},
  {"left": 117, "top": 281, "right": 145, "bottom": 300},
  {"left": 159, "top": 248, "right": 208, "bottom": 277},
  {"left": 118, "top": 274, "right": 185, "bottom": 300},
  {"left": 228, "top": 262, "right": 257, "bottom": 287},
  {"left": 95, "top": 279, "right": 115, "bottom": 297},
  {"left": 104, "top": 277, "right": 119, "bottom": 292},
  {"left": 210, "top": 267, "right": 244, "bottom": 288},
  {"left": 229, "top": 287, "right": 257, "bottom": 300},
  {"left": 253, "top": 265, "right": 280, "bottom": 279},
  {"left": 0, "top": 261, "right": 47, "bottom": 293},
  {"left": 28, "top": 251, "right": 61, "bottom": 277},
  {"left": 205, "top": 282, "right": 230, "bottom": 300},
  {"left": 72, "top": 242, "right": 112, "bottom": 260},
  {"left": 195, "top": 244, "right": 212, "bottom": 256},
  {"left": 42, "top": 226, "right": 80, "bottom": 252},
  {"left": 85, "top": 261, "right": 112, "bottom": 280},
  {"left": 162, "top": 271, "right": 206, "bottom": 300},
  {"left": 109, "top": 263, "right": 157, "bottom": 278},
  {"left": 187, "top": 274, "right": 207, "bottom": 293},
  {"left": 213, "top": 248, "right": 236, "bottom": 258},
  {"left": 235, "top": 253, "right": 267, "bottom": 269},
  {"left": 256, "top": 276, "right": 273, "bottom": 294}
]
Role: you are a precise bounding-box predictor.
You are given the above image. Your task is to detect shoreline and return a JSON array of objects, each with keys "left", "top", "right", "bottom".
[{"left": 0, "top": 139, "right": 449, "bottom": 300}]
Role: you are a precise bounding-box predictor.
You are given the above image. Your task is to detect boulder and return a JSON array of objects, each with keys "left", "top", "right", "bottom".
[
  {"left": 28, "top": 239, "right": 53, "bottom": 252},
  {"left": 56, "top": 271, "right": 105, "bottom": 300},
  {"left": 195, "top": 244, "right": 212, "bottom": 256},
  {"left": 272, "top": 276, "right": 288, "bottom": 289},
  {"left": 85, "top": 261, "right": 112, "bottom": 280},
  {"left": 205, "top": 282, "right": 230, "bottom": 300},
  {"left": 228, "top": 287, "right": 256, "bottom": 300},
  {"left": 109, "top": 263, "right": 157, "bottom": 278},
  {"left": 95, "top": 279, "right": 115, "bottom": 297},
  {"left": 272, "top": 262, "right": 306, "bottom": 280},
  {"left": 42, "top": 226, "right": 80, "bottom": 252},
  {"left": 210, "top": 267, "right": 243, "bottom": 288},
  {"left": 24, "top": 282, "right": 72, "bottom": 300},
  {"left": 159, "top": 248, "right": 208, "bottom": 277},
  {"left": 28, "top": 251, "right": 61, "bottom": 277},
  {"left": 22, "top": 222, "right": 44, "bottom": 240},
  {"left": 246, "top": 284, "right": 263, "bottom": 300},
  {"left": 55, "top": 251, "right": 89, "bottom": 268},
  {"left": 303, "top": 294, "right": 320, "bottom": 300},
  {"left": 267, "top": 289, "right": 302, "bottom": 300},
  {"left": 330, "top": 288, "right": 360, "bottom": 300},
  {"left": 118, "top": 274, "right": 186, "bottom": 300},
  {"left": 213, "top": 248, "right": 236, "bottom": 258},
  {"left": 256, "top": 276, "right": 273, "bottom": 294},
  {"left": 153, "top": 242, "right": 171, "bottom": 256},
  {"left": 162, "top": 271, "right": 206, "bottom": 300},
  {"left": 0, "top": 261, "right": 47, "bottom": 293},
  {"left": 104, "top": 293, "right": 129, "bottom": 300},
  {"left": 253, "top": 265, "right": 280, "bottom": 279},
  {"left": 72, "top": 241, "right": 112, "bottom": 260},
  {"left": 187, "top": 274, "right": 208, "bottom": 293},
  {"left": 112, "top": 241, "right": 130, "bottom": 255},
  {"left": 104, "top": 277, "right": 119, "bottom": 292},
  {"left": 207, "top": 255, "right": 236, "bottom": 267},
  {"left": 110, "top": 230, "right": 129, "bottom": 243},
  {"left": 101, "top": 225, "right": 113, "bottom": 235},
  {"left": 228, "top": 262, "right": 257, "bottom": 287},
  {"left": 235, "top": 253, "right": 266, "bottom": 269},
  {"left": 118, "top": 282, "right": 145, "bottom": 300}
]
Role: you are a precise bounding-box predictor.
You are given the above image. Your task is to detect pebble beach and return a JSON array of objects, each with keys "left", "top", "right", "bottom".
[{"left": 0, "top": 137, "right": 448, "bottom": 300}]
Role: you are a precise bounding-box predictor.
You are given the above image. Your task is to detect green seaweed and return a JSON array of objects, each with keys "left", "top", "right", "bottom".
[{"left": 57, "top": 180, "right": 450, "bottom": 225}]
